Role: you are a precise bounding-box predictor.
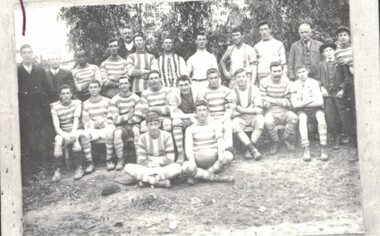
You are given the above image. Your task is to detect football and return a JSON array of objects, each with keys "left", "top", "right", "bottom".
[{"left": 195, "top": 151, "right": 218, "bottom": 169}]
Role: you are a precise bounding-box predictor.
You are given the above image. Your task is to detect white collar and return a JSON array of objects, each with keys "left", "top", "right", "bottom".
[
  {"left": 23, "top": 63, "right": 32, "bottom": 73},
  {"left": 51, "top": 67, "right": 60, "bottom": 75},
  {"left": 125, "top": 41, "right": 134, "bottom": 51},
  {"left": 326, "top": 57, "right": 335, "bottom": 63}
]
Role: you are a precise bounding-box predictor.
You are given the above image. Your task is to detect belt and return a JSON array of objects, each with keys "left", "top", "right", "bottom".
[{"left": 192, "top": 78, "right": 208, "bottom": 82}]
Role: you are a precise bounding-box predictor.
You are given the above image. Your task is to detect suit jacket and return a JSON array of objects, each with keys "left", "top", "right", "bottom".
[
  {"left": 46, "top": 68, "right": 76, "bottom": 103},
  {"left": 119, "top": 39, "right": 136, "bottom": 59},
  {"left": 316, "top": 61, "right": 344, "bottom": 95},
  {"left": 288, "top": 39, "right": 323, "bottom": 80}
]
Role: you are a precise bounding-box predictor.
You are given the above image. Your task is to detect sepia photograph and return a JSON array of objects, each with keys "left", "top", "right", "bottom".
[{"left": 3, "top": 0, "right": 373, "bottom": 235}]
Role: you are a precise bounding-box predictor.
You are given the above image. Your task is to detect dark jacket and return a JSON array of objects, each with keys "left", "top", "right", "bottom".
[
  {"left": 119, "top": 39, "right": 136, "bottom": 59},
  {"left": 46, "top": 68, "right": 76, "bottom": 103},
  {"left": 316, "top": 61, "right": 344, "bottom": 95}
]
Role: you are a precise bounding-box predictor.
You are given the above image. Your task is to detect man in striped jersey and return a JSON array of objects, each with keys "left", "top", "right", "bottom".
[
  {"left": 51, "top": 85, "right": 84, "bottom": 181},
  {"left": 100, "top": 38, "right": 129, "bottom": 98},
  {"left": 231, "top": 68, "right": 264, "bottom": 160},
  {"left": 199, "top": 68, "right": 234, "bottom": 150},
  {"left": 109, "top": 77, "right": 144, "bottom": 170},
  {"left": 126, "top": 33, "right": 158, "bottom": 96},
  {"left": 157, "top": 37, "right": 187, "bottom": 88},
  {"left": 124, "top": 112, "right": 182, "bottom": 188},
  {"left": 182, "top": 100, "right": 235, "bottom": 184},
  {"left": 79, "top": 80, "right": 115, "bottom": 173},
  {"left": 260, "top": 62, "right": 298, "bottom": 155},
  {"left": 140, "top": 71, "right": 172, "bottom": 133},
  {"left": 290, "top": 66, "right": 328, "bottom": 161},
  {"left": 72, "top": 49, "right": 102, "bottom": 101}
]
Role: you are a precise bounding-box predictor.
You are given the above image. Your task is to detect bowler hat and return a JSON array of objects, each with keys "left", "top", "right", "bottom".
[
  {"left": 320, "top": 42, "right": 337, "bottom": 53},
  {"left": 336, "top": 26, "right": 351, "bottom": 36}
]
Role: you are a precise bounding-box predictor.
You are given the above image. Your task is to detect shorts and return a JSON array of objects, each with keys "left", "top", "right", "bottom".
[
  {"left": 232, "top": 114, "right": 265, "bottom": 133},
  {"left": 84, "top": 124, "right": 115, "bottom": 141},
  {"left": 296, "top": 107, "right": 324, "bottom": 122}
]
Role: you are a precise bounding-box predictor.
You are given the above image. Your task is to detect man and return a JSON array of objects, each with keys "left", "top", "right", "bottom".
[
  {"left": 157, "top": 37, "right": 187, "bottom": 88},
  {"left": 199, "top": 68, "right": 234, "bottom": 150},
  {"left": 140, "top": 71, "right": 172, "bottom": 133},
  {"left": 50, "top": 85, "right": 84, "bottom": 181},
  {"left": 109, "top": 76, "right": 143, "bottom": 170},
  {"left": 46, "top": 52, "right": 76, "bottom": 103},
  {"left": 18, "top": 44, "right": 51, "bottom": 184},
  {"left": 182, "top": 100, "right": 235, "bottom": 184},
  {"left": 72, "top": 49, "right": 102, "bottom": 101},
  {"left": 79, "top": 80, "right": 115, "bottom": 173},
  {"left": 100, "top": 38, "right": 129, "bottom": 98},
  {"left": 260, "top": 62, "right": 298, "bottom": 154},
  {"left": 231, "top": 68, "right": 264, "bottom": 160},
  {"left": 119, "top": 26, "right": 136, "bottom": 59},
  {"left": 254, "top": 21, "right": 287, "bottom": 82},
  {"left": 124, "top": 112, "right": 182, "bottom": 188},
  {"left": 126, "top": 33, "right": 158, "bottom": 96},
  {"left": 220, "top": 27, "right": 257, "bottom": 87},
  {"left": 169, "top": 75, "right": 197, "bottom": 164},
  {"left": 290, "top": 66, "right": 328, "bottom": 161},
  {"left": 288, "top": 23, "right": 323, "bottom": 80},
  {"left": 187, "top": 31, "right": 218, "bottom": 98}
]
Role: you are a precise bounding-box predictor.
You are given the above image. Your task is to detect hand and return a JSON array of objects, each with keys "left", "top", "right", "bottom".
[
  {"left": 236, "top": 105, "right": 244, "bottom": 113},
  {"left": 218, "top": 151, "right": 228, "bottom": 165},
  {"left": 336, "top": 89, "right": 344, "bottom": 98},
  {"left": 62, "top": 132, "right": 71, "bottom": 143},
  {"left": 69, "top": 132, "right": 77, "bottom": 143},
  {"left": 321, "top": 87, "right": 329, "bottom": 97}
]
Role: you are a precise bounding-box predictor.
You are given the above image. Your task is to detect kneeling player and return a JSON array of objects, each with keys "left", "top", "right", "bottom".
[
  {"left": 182, "top": 100, "right": 235, "bottom": 184},
  {"left": 51, "top": 85, "right": 84, "bottom": 181},
  {"left": 79, "top": 80, "right": 115, "bottom": 174},
  {"left": 124, "top": 112, "right": 182, "bottom": 188}
]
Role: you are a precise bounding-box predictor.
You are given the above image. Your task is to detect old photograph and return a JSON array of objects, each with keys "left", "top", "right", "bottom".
[{"left": 13, "top": 0, "right": 364, "bottom": 235}]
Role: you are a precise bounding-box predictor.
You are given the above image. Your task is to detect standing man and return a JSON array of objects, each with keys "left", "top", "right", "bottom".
[
  {"left": 18, "top": 44, "right": 51, "bottom": 184},
  {"left": 288, "top": 23, "right": 323, "bottom": 80},
  {"left": 231, "top": 68, "right": 264, "bottom": 160},
  {"left": 46, "top": 52, "right": 76, "bottom": 103},
  {"left": 254, "top": 21, "right": 287, "bottom": 82},
  {"left": 72, "top": 49, "right": 102, "bottom": 101},
  {"left": 157, "top": 36, "right": 188, "bottom": 88},
  {"left": 220, "top": 27, "right": 257, "bottom": 87},
  {"left": 260, "top": 62, "right": 298, "bottom": 154},
  {"left": 187, "top": 31, "right": 218, "bottom": 98},
  {"left": 100, "top": 38, "right": 129, "bottom": 98},
  {"left": 119, "top": 26, "right": 136, "bottom": 59},
  {"left": 126, "top": 33, "right": 158, "bottom": 96},
  {"left": 290, "top": 66, "right": 328, "bottom": 161}
]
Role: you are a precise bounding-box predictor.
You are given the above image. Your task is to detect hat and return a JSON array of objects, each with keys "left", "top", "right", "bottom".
[
  {"left": 319, "top": 42, "right": 337, "bottom": 53},
  {"left": 336, "top": 26, "right": 351, "bottom": 36}
]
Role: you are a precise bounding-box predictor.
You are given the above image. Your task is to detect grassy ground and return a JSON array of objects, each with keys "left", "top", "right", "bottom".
[{"left": 22, "top": 140, "right": 363, "bottom": 236}]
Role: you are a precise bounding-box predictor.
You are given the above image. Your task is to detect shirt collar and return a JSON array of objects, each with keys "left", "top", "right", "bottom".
[
  {"left": 125, "top": 41, "right": 134, "bottom": 51},
  {"left": 302, "top": 40, "right": 311, "bottom": 48},
  {"left": 50, "top": 67, "right": 60, "bottom": 75},
  {"left": 23, "top": 63, "right": 32, "bottom": 73},
  {"left": 326, "top": 57, "right": 335, "bottom": 63}
]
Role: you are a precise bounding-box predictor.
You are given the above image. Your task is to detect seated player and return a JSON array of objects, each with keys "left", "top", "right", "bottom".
[
  {"left": 140, "top": 71, "right": 172, "bottom": 133},
  {"left": 79, "top": 80, "right": 115, "bottom": 174},
  {"left": 231, "top": 68, "right": 264, "bottom": 160},
  {"left": 260, "top": 61, "right": 298, "bottom": 154},
  {"left": 51, "top": 85, "right": 84, "bottom": 181},
  {"left": 199, "top": 68, "right": 234, "bottom": 151},
  {"left": 124, "top": 112, "right": 182, "bottom": 188},
  {"left": 290, "top": 66, "right": 328, "bottom": 161},
  {"left": 109, "top": 76, "right": 143, "bottom": 170},
  {"left": 169, "top": 75, "right": 197, "bottom": 164},
  {"left": 182, "top": 100, "right": 235, "bottom": 184}
]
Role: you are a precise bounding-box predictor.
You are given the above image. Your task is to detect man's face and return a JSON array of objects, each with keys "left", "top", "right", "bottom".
[
  {"left": 178, "top": 80, "right": 191, "bottom": 94},
  {"left": 163, "top": 39, "right": 173, "bottom": 53},
  {"left": 196, "top": 35, "right": 207, "bottom": 50},
  {"left": 208, "top": 72, "right": 220, "bottom": 88},
  {"left": 297, "top": 68, "right": 309, "bottom": 80},
  {"left": 270, "top": 65, "right": 283, "bottom": 82},
  {"left": 122, "top": 28, "right": 134, "bottom": 43},
  {"left": 231, "top": 32, "right": 243, "bottom": 45},
  {"left": 118, "top": 78, "right": 130, "bottom": 92},
  {"left": 236, "top": 72, "right": 248, "bottom": 88},
  {"left": 147, "top": 120, "right": 160, "bottom": 136},
  {"left": 60, "top": 88, "right": 72, "bottom": 103},
  {"left": 323, "top": 47, "right": 335, "bottom": 59},
  {"left": 134, "top": 36, "right": 145, "bottom": 50},
  {"left": 108, "top": 41, "right": 119, "bottom": 56},
  {"left": 337, "top": 32, "right": 350, "bottom": 45},
  {"left": 148, "top": 72, "right": 161, "bottom": 89},
  {"left": 20, "top": 47, "right": 33, "bottom": 64},
  {"left": 76, "top": 50, "right": 87, "bottom": 66},
  {"left": 259, "top": 24, "right": 271, "bottom": 40},
  {"left": 88, "top": 83, "right": 101, "bottom": 97},
  {"left": 299, "top": 25, "right": 312, "bottom": 42},
  {"left": 196, "top": 105, "right": 209, "bottom": 122},
  {"left": 49, "top": 55, "right": 61, "bottom": 69}
]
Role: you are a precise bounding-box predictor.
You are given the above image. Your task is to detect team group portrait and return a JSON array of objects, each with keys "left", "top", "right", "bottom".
[{"left": 17, "top": 0, "right": 363, "bottom": 235}]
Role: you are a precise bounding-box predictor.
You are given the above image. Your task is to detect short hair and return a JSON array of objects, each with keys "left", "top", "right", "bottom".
[
  {"left": 206, "top": 68, "right": 220, "bottom": 78},
  {"left": 231, "top": 26, "right": 243, "bottom": 34},
  {"left": 118, "top": 75, "right": 130, "bottom": 84},
  {"left": 88, "top": 79, "right": 101, "bottom": 87},
  {"left": 107, "top": 38, "right": 118, "bottom": 45},
  {"left": 20, "top": 44, "right": 32, "bottom": 53},
  {"left": 49, "top": 52, "right": 61, "bottom": 60},
  {"left": 233, "top": 68, "right": 246, "bottom": 78},
  {"left": 177, "top": 75, "right": 191, "bottom": 85},
  {"left": 148, "top": 70, "right": 161, "bottom": 79},
  {"left": 269, "top": 61, "right": 283, "bottom": 71},
  {"left": 299, "top": 23, "right": 311, "bottom": 31},
  {"left": 146, "top": 112, "right": 160, "bottom": 123},
  {"left": 59, "top": 84, "right": 73, "bottom": 94},
  {"left": 258, "top": 20, "right": 271, "bottom": 28},
  {"left": 296, "top": 65, "right": 308, "bottom": 72},
  {"left": 195, "top": 99, "right": 209, "bottom": 109},
  {"left": 75, "top": 48, "right": 86, "bottom": 56},
  {"left": 133, "top": 33, "right": 144, "bottom": 41},
  {"left": 195, "top": 30, "right": 207, "bottom": 38}
]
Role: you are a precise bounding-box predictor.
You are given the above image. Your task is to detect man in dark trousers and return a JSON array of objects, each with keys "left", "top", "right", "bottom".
[{"left": 17, "top": 44, "right": 51, "bottom": 185}]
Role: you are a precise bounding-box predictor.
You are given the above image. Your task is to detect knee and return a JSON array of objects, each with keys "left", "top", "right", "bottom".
[
  {"left": 316, "top": 112, "right": 326, "bottom": 124},
  {"left": 181, "top": 161, "right": 196, "bottom": 176},
  {"left": 264, "top": 115, "right": 275, "bottom": 127},
  {"left": 298, "top": 113, "right": 307, "bottom": 124},
  {"left": 55, "top": 135, "right": 63, "bottom": 145},
  {"left": 113, "top": 129, "right": 123, "bottom": 139},
  {"left": 172, "top": 118, "right": 182, "bottom": 127},
  {"left": 256, "top": 115, "right": 265, "bottom": 129},
  {"left": 72, "top": 141, "right": 82, "bottom": 152},
  {"left": 221, "top": 151, "right": 233, "bottom": 164}
]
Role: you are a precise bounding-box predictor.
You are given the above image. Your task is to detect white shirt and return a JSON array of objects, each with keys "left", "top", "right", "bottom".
[
  {"left": 50, "top": 68, "right": 60, "bottom": 75},
  {"left": 187, "top": 50, "right": 218, "bottom": 80},
  {"left": 23, "top": 63, "right": 32, "bottom": 74},
  {"left": 229, "top": 43, "right": 256, "bottom": 74},
  {"left": 125, "top": 41, "right": 134, "bottom": 51},
  {"left": 237, "top": 87, "right": 249, "bottom": 108},
  {"left": 254, "top": 38, "right": 286, "bottom": 76}
]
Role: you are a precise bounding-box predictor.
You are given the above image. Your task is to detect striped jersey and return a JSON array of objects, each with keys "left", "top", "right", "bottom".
[
  {"left": 141, "top": 87, "right": 172, "bottom": 115},
  {"left": 335, "top": 43, "right": 353, "bottom": 65},
  {"left": 72, "top": 64, "right": 102, "bottom": 96},
  {"left": 51, "top": 99, "right": 82, "bottom": 132},
  {"left": 186, "top": 122, "right": 223, "bottom": 153},
  {"left": 259, "top": 76, "right": 292, "bottom": 113},
  {"left": 100, "top": 56, "right": 129, "bottom": 85},
  {"left": 232, "top": 85, "right": 262, "bottom": 110},
  {"left": 137, "top": 130, "right": 175, "bottom": 166},
  {"left": 157, "top": 53, "right": 187, "bottom": 87},
  {"left": 126, "top": 50, "right": 158, "bottom": 93},
  {"left": 108, "top": 93, "right": 143, "bottom": 125},
  {"left": 200, "top": 85, "right": 233, "bottom": 119},
  {"left": 82, "top": 96, "right": 112, "bottom": 125}
]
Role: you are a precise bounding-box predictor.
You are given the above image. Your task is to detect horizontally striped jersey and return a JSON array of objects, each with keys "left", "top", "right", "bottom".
[
  {"left": 108, "top": 93, "right": 143, "bottom": 125},
  {"left": 72, "top": 64, "right": 102, "bottom": 95},
  {"left": 259, "top": 76, "right": 292, "bottom": 113},
  {"left": 100, "top": 56, "right": 129, "bottom": 86},
  {"left": 185, "top": 121, "right": 223, "bottom": 153},
  {"left": 335, "top": 43, "right": 353, "bottom": 65},
  {"left": 82, "top": 96, "right": 112, "bottom": 125},
  {"left": 157, "top": 53, "right": 187, "bottom": 87},
  {"left": 51, "top": 99, "right": 82, "bottom": 132},
  {"left": 200, "top": 85, "right": 233, "bottom": 119},
  {"left": 232, "top": 85, "right": 262, "bottom": 111},
  {"left": 141, "top": 87, "right": 172, "bottom": 116},
  {"left": 137, "top": 130, "right": 175, "bottom": 166}
]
